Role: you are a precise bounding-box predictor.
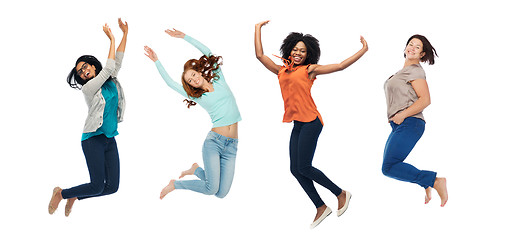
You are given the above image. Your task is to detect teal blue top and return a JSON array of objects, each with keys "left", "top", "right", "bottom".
[
  {"left": 82, "top": 79, "right": 119, "bottom": 141},
  {"left": 154, "top": 35, "right": 241, "bottom": 128}
]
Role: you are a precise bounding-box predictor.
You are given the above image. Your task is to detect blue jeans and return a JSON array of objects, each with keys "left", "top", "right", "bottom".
[
  {"left": 61, "top": 134, "right": 120, "bottom": 200},
  {"left": 174, "top": 131, "right": 238, "bottom": 198},
  {"left": 290, "top": 118, "right": 342, "bottom": 208},
  {"left": 382, "top": 117, "right": 436, "bottom": 189}
]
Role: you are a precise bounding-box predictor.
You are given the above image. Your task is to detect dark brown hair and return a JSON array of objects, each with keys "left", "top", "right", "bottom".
[{"left": 405, "top": 34, "right": 438, "bottom": 65}]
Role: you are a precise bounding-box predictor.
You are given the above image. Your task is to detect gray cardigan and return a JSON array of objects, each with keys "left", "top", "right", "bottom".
[{"left": 81, "top": 52, "right": 126, "bottom": 133}]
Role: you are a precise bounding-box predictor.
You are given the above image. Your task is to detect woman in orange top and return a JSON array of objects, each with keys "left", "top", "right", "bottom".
[{"left": 255, "top": 20, "right": 368, "bottom": 228}]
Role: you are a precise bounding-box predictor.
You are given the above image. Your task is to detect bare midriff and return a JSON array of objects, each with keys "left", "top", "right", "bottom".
[{"left": 211, "top": 122, "right": 238, "bottom": 139}]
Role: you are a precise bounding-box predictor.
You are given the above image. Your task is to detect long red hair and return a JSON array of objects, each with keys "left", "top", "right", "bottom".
[{"left": 181, "top": 54, "right": 222, "bottom": 108}]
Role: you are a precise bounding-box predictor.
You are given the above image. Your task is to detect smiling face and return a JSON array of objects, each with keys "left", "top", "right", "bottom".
[
  {"left": 76, "top": 61, "right": 97, "bottom": 81},
  {"left": 291, "top": 41, "right": 308, "bottom": 65},
  {"left": 183, "top": 69, "right": 205, "bottom": 89},
  {"left": 404, "top": 38, "right": 426, "bottom": 61}
]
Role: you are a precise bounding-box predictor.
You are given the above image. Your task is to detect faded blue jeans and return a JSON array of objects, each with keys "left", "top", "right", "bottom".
[
  {"left": 174, "top": 131, "right": 238, "bottom": 198},
  {"left": 382, "top": 117, "right": 436, "bottom": 189}
]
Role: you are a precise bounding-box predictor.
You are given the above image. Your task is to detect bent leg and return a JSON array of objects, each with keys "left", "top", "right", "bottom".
[
  {"left": 174, "top": 134, "right": 220, "bottom": 196},
  {"left": 290, "top": 120, "right": 327, "bottom": 208},
  {"left": 297, "top": 119, "right": 342, "bottom": 197},
  {"left": 96, "top": 137, "right": 120, "bottom": 197},
  {"left": 382, "top": 118, "right": 436, "bottom": 188},
  {"left": 61, "top": 135, "right": 107, "bottom": 200},
  {"left": 215, "top": 139, "right": 238, "bottom": 198}
]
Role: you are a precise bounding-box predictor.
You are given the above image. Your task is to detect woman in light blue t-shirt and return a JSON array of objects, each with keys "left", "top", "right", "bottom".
[{"left": 144, "top": 29, "right": 241, "bottom": 199}]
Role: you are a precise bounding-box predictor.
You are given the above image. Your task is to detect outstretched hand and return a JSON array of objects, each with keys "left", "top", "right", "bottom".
[
  {"left": 144, "top": 46, "right": 158, "bottom": 62},
  {"left": 118, "top": 18, "right": 128, "bottom": 34},
  {"left": 255, "top": 20, "right": 270, "bottom": 28},
  {"left": 103, "top": 23, "right": 114, "bottom": 41},
  {"left": 360, "top": 35, "right": 368, "bottom": 51},
  {"left": 165, "top": 28, "right": 185, "bottom": 38}
]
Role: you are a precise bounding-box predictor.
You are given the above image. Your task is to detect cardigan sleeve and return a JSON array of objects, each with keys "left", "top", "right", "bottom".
[
  {"left": 81, "top": 58, "right": 115, "bottom": 97},
  {"left": 111, "top": 51, "right": 124, "bottom": 78}
]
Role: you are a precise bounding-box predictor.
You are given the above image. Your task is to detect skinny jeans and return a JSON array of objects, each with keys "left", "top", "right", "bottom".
[
  {"left": 174, "top": 131, "right": 238, "bottom": 198},
  {"left": 289, "top": 118, "right": 342, "bottom": 208},
  {"left": 61, "top": 134, "right": 120, "bottom": 200}
]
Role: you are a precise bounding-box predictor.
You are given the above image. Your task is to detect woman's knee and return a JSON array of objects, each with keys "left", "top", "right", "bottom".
[
  {"left": 290, "top": 165, "right": 302, "bottom": 178},
  {"left": 382, "top": 165, "right": 391, "bottom": 177},
  {"left": 215, "top": 189, "right": 229, "bottom": 199},
  {"left": 204, "top": 182, "right": 220, "bottom": 196},
  {"left": 89, "top": 181, "right": 106, "bottom": 195},
  {"left": 297, "top": 165, "right": 315, "bottom": 177},
  {"left": 107, "top": 182, "right": 120, "bottom": 194}
]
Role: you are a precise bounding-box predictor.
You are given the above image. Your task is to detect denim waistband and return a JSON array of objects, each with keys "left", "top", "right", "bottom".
[
  {"left": 390, "top": 117, "right": 426, "bottom": 128},
  {"left": 207, "top": 131, "right": 238, "bottom": 144}
]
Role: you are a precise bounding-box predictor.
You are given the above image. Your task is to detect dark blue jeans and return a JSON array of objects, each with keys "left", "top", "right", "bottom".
[
  {"left": 61, "top": 134, "right": 120, "bottom": 200},
  {"left": 382, "top": 117, "right": 436, "bottom": 189},
  {"left": 290, "top": 118, "right": 342, "bottom": 208}
]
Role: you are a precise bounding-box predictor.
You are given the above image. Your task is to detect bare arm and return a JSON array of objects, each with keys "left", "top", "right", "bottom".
[
  {"left": 309, "top": 36, "right": 368, "bottom": 77},
  {"left": 117, "top": 18, "right": 128, "bottom": 52},
  {"left": 104, "top": 24, "right": 116, "bottom": 60},
  {"left": 390, "top": 78, "right": 431, "bottom": 124},
  {"left": 254, "top": 20, "right": 281, "bottom": 74}
]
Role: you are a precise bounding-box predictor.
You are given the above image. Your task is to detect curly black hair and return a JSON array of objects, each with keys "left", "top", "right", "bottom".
[
  {"left": 404, "top": 34, "right": 438, "bottom": 65},
  {"left": 280, "top": 32, "right": 321, "bottom": 65}
]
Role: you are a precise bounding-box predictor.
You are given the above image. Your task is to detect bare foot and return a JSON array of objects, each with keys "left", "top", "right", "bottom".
[
  {"left": 48, "top": 187, "right": 63, "bottom": 215},
  {"left": 314, "top": 205, "right": 328, "bottom": 221},
  {"left": 433, "top": 177, "right": 448, "bottom": 207},
  {"left": 65, "top": 197, "right": 77, "bottom": 217},
  {"left": 160, "top": 180, "right": 176, "bottom": 200},
  {"left": 425, "top": 187, "right": 432, "bottom": 204},
  {"left": 337, "top": 191, "right": 346, "bottom": 210},
  {"left": 179, "top": 163, "right": 199, "bottom": 179}
]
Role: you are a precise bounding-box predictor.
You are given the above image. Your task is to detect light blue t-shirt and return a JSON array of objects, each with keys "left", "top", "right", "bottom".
[
  {"left": 82, "top": 80, "right": 119, "bottom": 141},
  {"left": 154, "top": 35, "right": 241, "bottom": 128}
]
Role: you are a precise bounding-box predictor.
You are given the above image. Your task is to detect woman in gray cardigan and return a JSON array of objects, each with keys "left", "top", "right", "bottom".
[{"left": 48, "top": 19, "right": 128, "bottom": 217}]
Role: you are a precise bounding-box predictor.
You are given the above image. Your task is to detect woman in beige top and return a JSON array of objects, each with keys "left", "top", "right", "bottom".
[{"left": 383, "top": 34, "right": 448, "bottom": 207}]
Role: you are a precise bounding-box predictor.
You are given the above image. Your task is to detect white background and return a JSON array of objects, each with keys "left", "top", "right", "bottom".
[{"left": 1, "top": 0, "right": 505, "bottom": 239}]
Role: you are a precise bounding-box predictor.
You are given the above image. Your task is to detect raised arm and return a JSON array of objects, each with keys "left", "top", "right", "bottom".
[
  {"left": 112, "top": 18, "right": 128, "bottom": 78},
  {"left": 117, "top": 18, "right": 128, "bottom": 52},
  {"left": 309, "top": 36, "right": 368, "bottom": 77},
  {"left": 82, "top": 24, "right": 115, "bottom": 96},
  {"left": 165, "top": 28, "right": 212, "bottom": 56},
  {"left": 144, "top": 46, "right": 187, "bottom": 97},
  {"left": 255, "top": 20, "right": 281, "bottom": 74},
  {"left": 104, "top": 24, "right": 116, "bottom": 60}
]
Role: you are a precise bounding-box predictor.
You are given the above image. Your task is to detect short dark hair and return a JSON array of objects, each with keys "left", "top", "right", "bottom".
[
  {"left": 66, "top": 55, "right": 104, "bottom": 89},
  {"left": 280, "top": 32, "right": 320, "bottom": 65},
  {"left": 405, "top": 34, "right": 438, "bottom": 65}
]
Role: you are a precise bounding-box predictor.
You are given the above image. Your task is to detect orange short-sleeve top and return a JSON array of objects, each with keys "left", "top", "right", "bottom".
[{"left": 277, "top": 64, "right": 323, "bottom": 125}]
